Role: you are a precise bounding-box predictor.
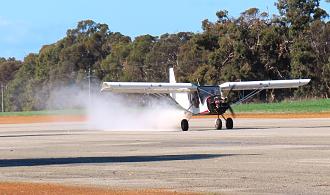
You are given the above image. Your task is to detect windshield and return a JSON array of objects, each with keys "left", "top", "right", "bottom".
[{"left": 197, "top": 86, "right": 220, "bottom": 103}]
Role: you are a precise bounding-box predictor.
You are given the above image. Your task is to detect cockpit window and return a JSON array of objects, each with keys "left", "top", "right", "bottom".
[{"left": 197, "top": 86, "right": 220, "bottom": 103}]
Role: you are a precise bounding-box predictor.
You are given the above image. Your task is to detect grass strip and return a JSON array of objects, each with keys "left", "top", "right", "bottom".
[{"left": 234, "top": 98, "right": 330, "bottom": 113}]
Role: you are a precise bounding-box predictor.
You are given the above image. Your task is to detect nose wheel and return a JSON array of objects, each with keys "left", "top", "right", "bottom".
[{"left": 215, "top": 118, "right": 222, "bottom": 130}]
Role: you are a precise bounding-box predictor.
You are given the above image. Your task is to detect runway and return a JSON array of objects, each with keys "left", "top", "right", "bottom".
[{"left": 0, "top": 118, "right": 330, "bottom": 194}]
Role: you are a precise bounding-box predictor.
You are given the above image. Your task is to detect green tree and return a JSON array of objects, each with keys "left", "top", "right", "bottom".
[
  {"left": 276, "top": 0, "right": 326, "bottom": 35},
  {"left": 145, "top": 33, "right": 192, "bottom": 82},
  {"left": 5, "top": 54, "right": 38, "bottom": 111},
  {"left": 0, "top": 59, "right": 22, "bottom": 84},
  {"left": 100, "top": 33, "right": 131, "bottom": 81},
  {"left": 125, "top": 35, "right": 156, "bottom": 81}
]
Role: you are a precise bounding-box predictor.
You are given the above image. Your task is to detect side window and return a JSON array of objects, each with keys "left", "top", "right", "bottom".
[{"left": 190, "top": 91, "right": 200, "bottom": 108}]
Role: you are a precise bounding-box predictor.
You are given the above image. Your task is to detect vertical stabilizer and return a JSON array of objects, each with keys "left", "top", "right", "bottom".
[
  {"left": 169, "top": 68, "right": 176, "bottom": 83},
  {"left": 168, "top": 68, "right": 193, "bottom": 116},
  {"left": 169, "top": 68, "right": 177, "bottom": 100}
]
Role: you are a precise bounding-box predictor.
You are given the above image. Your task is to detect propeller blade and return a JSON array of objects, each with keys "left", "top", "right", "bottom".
[
  {"left": 228, "top": 84, "right": 235, "bottom": 95},
  {"left": 228, "top": 105, "right": 236, "bottom": 118},
  {"left": 224, "top": 84, "right": 235, "bottom": 103}
]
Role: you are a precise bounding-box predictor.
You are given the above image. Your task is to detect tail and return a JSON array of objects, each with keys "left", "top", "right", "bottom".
[
  {"left": 168, "top": 68, "right": 192, "bottom": 118},
  {"left": 169, "top": 67, "right": 176, "bottom": 83},
  {"left": 169, "top": 67, "right": 176, "bottom": 99}
]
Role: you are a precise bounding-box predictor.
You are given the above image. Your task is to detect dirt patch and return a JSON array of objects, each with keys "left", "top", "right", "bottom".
[
  {"left": 0, "top": 115, "right": 86, "bottom": 124},
  {"left": 0, "top": 182, "right": 198, "bottom": 195}
]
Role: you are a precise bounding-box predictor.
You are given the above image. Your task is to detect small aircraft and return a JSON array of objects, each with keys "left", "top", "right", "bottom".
[{"left": 101, "top": 68, "right": 310, "bottom": 131}]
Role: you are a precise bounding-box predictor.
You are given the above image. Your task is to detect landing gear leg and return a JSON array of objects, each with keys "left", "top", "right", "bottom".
[
  {"left": 181, "top": 119, "right": 189, "bottom": 131},
  {"left": 215, "top": 115, "right": 222, "bottom": 130}
]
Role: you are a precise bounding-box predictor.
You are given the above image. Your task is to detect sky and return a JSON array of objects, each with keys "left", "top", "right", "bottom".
[{"left": 0, "top": 0, "right": 329, "bottom": 60}]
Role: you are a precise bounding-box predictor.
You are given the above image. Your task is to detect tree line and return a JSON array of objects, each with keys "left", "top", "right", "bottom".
[{"left": 0, "top": 0, "right": 329, "bottom": 111}]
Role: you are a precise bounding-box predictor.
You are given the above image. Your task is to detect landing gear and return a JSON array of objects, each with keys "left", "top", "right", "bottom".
[
  {"left": 180, "top": 116, "right": 233, "bottom": 131},
  {"left": 181, "top": 119, "right": 189, "bottom": 131},
  {"left": 215, "top": 118, "right": 222, "bottom": 130},
  {"left": 215, "top": 115, "right": 234, "bottom": 130},
  {"left": 226, "top": 117, "right": 233, "bottom": 129}
]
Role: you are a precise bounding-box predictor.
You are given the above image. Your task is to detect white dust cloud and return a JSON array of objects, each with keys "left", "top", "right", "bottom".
[
  {"left": 87, "top": 94, "right": 185, "bottom": 131},
  {"left": 47, "top": 85, "right": 186, "bottom": 131}
]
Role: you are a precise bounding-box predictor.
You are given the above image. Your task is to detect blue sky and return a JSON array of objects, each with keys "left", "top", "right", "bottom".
[{"left": 0, "top": 0, "right": 329, "bottom": 60}]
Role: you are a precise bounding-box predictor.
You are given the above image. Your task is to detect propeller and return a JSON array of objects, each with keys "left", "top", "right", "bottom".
[
  {"left": 224, "top": 84, "right": 235, "bottom": 100},
  {"left": 227, "top": 104, "right": 236, "bottom": 118},
  {"left": 223, "top": 84, "right": 236, "bottom": 118}
]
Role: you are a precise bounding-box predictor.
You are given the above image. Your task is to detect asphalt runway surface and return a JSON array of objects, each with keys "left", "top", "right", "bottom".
[{"left": 0, "top": 118, "right": 330, "bottom": 194}]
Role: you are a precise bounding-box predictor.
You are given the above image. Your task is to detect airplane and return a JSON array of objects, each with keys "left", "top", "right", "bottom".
[{"left": 101, "top": 68, "right": 310, "bottom": 131}]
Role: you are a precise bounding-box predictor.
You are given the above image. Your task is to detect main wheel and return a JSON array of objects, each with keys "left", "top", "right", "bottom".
[
  {"left": 181, "top": 119, "right": 189, "bottom": 131},
  {"left": 215, "top": 118, "right": 222, "bottom": 130},
  {"left": 226, "top": 117, "right": 233, "bottom": 129}
]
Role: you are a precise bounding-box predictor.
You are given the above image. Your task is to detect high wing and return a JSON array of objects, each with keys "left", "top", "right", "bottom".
[
  {"left": 101, "top": 82, "right": 197, "bottom": 93},
  {"left": 219, "top": 79, "right": 311, "bottom": 91},
  {"left": 101, "top": 79, "right": 311, "bottom": 93}
]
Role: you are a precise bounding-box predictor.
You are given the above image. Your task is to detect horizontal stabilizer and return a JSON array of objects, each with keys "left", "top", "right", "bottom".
[
  {"left": 219, "top": 79, "right": 311, "bottom": 91},
  {"left": 101, "top": 82, "right": 197, "bottom": 93}
]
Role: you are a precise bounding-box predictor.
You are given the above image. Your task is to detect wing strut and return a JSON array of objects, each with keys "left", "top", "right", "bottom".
[{"left": 232, "top": 88, "right": 264, "bottom": 106}]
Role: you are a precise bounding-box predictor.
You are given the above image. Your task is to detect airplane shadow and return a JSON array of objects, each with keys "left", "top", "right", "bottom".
[{"left": 0, "top": 153, "right": 259, "bottom": 167}]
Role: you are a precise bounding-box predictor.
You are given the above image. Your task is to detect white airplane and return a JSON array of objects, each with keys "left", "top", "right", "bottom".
[{"left": 101, "top": 68, "right": 310, "bottom": 131}]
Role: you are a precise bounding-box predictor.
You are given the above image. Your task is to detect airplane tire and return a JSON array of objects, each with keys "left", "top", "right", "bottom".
[
  {"left": 215, "top": 118, "right": 222, "bottom": 130},
  {"left": 226, "top": 118, "right": 233, "bottom": 129},
  {"left": 181, "top": 119, "right": 189, "bottom": 131}
]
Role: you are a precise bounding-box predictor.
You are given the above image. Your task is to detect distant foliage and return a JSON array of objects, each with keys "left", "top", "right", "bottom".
[{"left": 2, "top": 0, "right": 330, "bottom": 111}]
